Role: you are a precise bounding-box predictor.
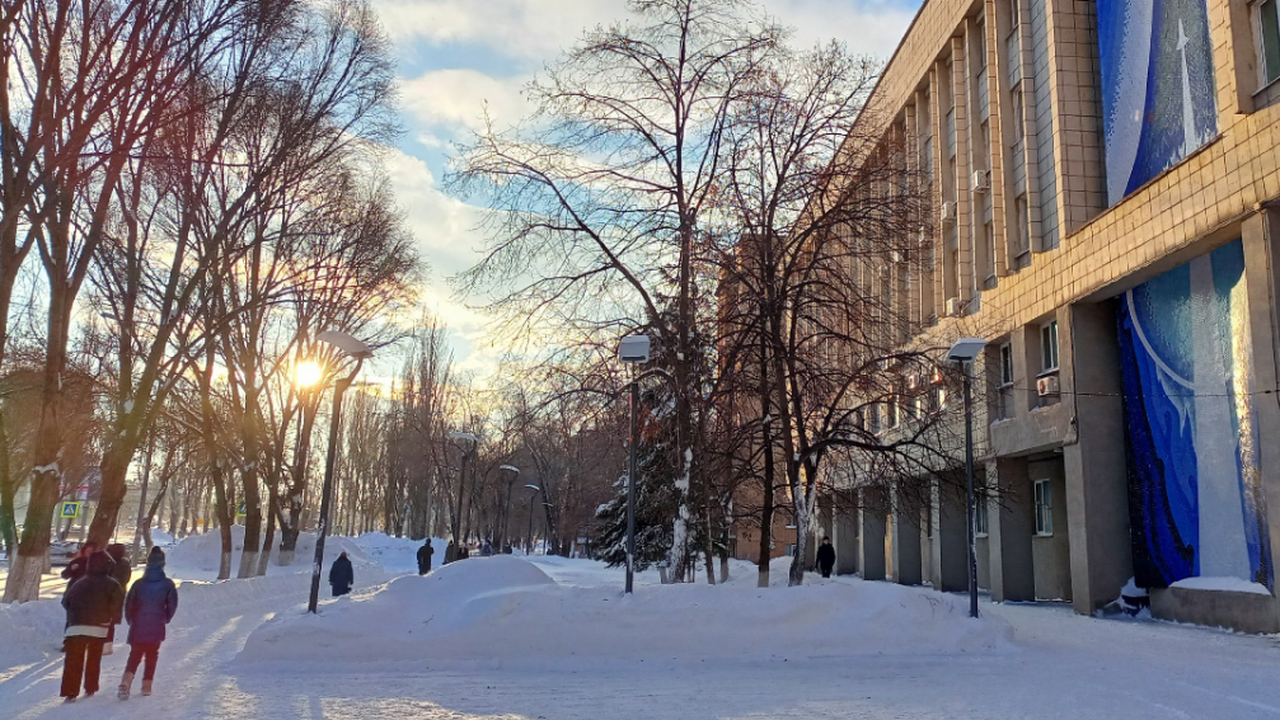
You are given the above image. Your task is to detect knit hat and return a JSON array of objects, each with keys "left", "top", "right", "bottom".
[{"left": 148, "top": 546, "right": 166, "bottom": 565}]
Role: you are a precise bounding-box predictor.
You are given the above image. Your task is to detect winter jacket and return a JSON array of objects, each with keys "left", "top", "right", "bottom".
[
  {"left": 125, "top": 561, "right": 179, "bottom": 645},
  {"left": 106, "top": 543, "right": 132, "bottom": 590},
  {"left": 329, "top": 555, "right": 354, "bottom": 595},
  {"left": 60, "top": 553, "right": 92, "bottom": 588},
  {"left": 416, "top": 543, "right": 433, "bottom": 574},
  {"left": 62, "top": 552, "right": 124, "bottom": 638},
  {"left": 816, "top": 543, "right": 836, "bottom": 569}
]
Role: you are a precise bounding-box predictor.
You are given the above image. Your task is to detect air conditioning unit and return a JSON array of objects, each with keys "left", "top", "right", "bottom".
[
  {"left": 940, "top": 201, "right": 957, "bottom": 224},
  {"left": 1036, "top": 375, "right": 1061, "bottom": 397},
  {"left": 945, "top": 297, "right": 964, "bottom": 317},
  {"left": 971, "top": 170, "right": 990, "bottom": 192}
]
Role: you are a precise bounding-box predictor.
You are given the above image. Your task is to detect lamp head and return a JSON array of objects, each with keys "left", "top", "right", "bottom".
[
  {"left": 618, "top": 335, "right": 651, "bottom": 364},
  {"left": 947, "top": 337, "right": 987, "bottom": 363}
]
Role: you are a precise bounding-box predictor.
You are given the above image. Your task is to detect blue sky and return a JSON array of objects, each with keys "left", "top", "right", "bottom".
[{"left": 368, "top": 0, "right": 921, "bottom": 381}]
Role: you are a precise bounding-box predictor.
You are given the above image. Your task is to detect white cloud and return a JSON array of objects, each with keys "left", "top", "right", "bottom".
[
  {"left": 377, "top": 146, "right": 507, "bottom": 379},
  {"left": 399, "top": 69, "right": 530, "bottom": 137},
  {"left": 373, "top": 0, "right": 628, "bottom": 61},
  {"left": 375, "top": 0, "right": 916, "bottom": 65},
  {"left": 764, "top": 0, "right": 917, "bottom": 59}
]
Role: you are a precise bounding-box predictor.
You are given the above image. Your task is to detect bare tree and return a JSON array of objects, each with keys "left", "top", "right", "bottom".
[{"left": 451, "top": 0, "right": 781, "bottom": 581}]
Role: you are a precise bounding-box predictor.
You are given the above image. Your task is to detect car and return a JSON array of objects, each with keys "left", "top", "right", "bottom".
[{"left": 49, "top": 540, "right": 80, "bottom": 566}]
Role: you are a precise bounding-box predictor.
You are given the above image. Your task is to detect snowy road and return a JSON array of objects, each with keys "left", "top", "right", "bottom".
[{"left": 3, "top": 548, "right": 1280, "bottom": 719}]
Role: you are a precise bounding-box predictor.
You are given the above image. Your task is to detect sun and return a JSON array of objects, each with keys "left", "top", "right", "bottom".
[{"left": 294, "top": 360, "right": 324, "bottom": 388}]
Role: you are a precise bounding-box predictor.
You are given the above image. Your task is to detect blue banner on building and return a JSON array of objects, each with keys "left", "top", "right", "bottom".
[
  {"left": 1097, "top": 0, "right": 1217, "bottom": 205},
  {"left": 1117, "top": 239, "right": 1272, "bottom": 590}
]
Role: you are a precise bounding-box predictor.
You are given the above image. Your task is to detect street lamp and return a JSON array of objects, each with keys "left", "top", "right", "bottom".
[
  {"left": 524, "top": 483, "right": 542, "bottom": 554},
  {"left": 448, "top": 431, "right": 478, "bottom": 549},
  {"left": 307, "top": 330, "right": 372, "bottom": 614},
  {"left": 499, "top": 464, "right": 520, "bottom": 551},
  {"left": 948, "top": 337, "right": 987, "bottom": 620},
  {"left": 618, "top": 334, "right": 651, "bottom": 594}
]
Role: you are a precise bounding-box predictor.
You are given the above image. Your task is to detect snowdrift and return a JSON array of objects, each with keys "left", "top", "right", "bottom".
[
  {"left": 350, "top": 532, "right": 446, "bottom": 575},
  {"left": 237, "top": 555, "right": 1014, "bottom": 667},
  {"left": 166, "top": 526, "right": 375, "bottom": 580}
]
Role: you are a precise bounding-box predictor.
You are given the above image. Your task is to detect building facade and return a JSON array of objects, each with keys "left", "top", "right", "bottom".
[{"left": 819, "top": 0, "right": 1280, "bottom": 632}]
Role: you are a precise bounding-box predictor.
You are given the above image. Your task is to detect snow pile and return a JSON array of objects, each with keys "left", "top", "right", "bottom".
[
  {"left": 166, "top": 527, "right": 374, "bottom": 581},
  {"left": 237, "top": 555, "right": 1013, "bottom": 667},
  {"left": 148, "top": 528, "right": 175, "bottom": 546},
  {"left": 351, "top": 532, "right": 444, "bottom": 575},
  {"left": 0, "top": 595, "right": 67, "bottom": 668}
]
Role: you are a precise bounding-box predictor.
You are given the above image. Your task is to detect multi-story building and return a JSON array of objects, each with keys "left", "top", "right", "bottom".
[{"left": 816, "top": 0, "right": 1280, "bottom": 632}]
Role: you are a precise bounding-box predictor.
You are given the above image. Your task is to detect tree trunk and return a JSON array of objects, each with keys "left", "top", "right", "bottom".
[
  {"left": 256, "top": 486, "right": 277, "bottom": 576},
  {"left": 3, "top": 280, "right": 73, "bottom": 603},
  {"left": 87, "top": 444, "right": 135, "bottom": 547}
]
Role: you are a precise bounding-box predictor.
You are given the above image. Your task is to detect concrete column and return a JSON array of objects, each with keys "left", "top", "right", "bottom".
[
  {"left": 858, "top": 487, "right": 887, "bottom": 581},
  {"left": 1243, "top": 212, "right": 1280, "bottom": 602},
  {"left": 1062, "top": 302, "right": 1132, "bottom": 614},
  {"left": 890, "top": 484, "right": 923, "bottom": 585},
  {"left": 986, "top": 457, "right": 1035, "bottom": 602},
  {"left": 931, "top": 478, "right": 968, "bottom": 592},
  {"left": 833, "top": 507, "right": 859, "bottom": 575}
]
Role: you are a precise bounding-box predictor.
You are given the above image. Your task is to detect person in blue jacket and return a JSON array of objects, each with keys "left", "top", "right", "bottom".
[{"left": 118, "top": 546, "right": 178, "bottom": 700}]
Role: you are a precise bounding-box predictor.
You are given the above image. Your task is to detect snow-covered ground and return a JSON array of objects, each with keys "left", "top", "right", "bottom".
[{"left": 2, "top": 532, "right": 1280, "bottom": 719}]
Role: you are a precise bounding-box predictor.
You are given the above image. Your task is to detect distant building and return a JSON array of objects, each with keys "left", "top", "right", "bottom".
[{"left": 813, "top": 0, "right": 1280, "bottom": 632}]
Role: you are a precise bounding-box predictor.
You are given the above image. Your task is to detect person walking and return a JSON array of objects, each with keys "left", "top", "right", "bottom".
[
  {"left": 103, "top": 543, "right": 131, "bottom": 656},
  {"left": 816, "top": 537, "right": 836, "bottom": 578},
  {"left": 119, "top": 546, "right": 178, "bottom": 700},
  {"left": 60, "top": 551, "right": 124, "bottom": 703},
  {"left": 329, "top": 551, "right": 354, "bottom": 597},
  {"left": 416, "top": 539, "right": 434, "bottom": 575},
  {"left": 443, "top": 539, "right": 456, "bottom": 565},
  {"left": 480, "top": 540, "right": 493, "bottom": 557},
  {"left": 61, "top": 540, "right": 100, "bottom": 590}
]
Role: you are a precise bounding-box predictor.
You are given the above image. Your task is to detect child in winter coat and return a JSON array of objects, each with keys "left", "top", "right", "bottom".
[
  {"left": 118, "top": 546, "right": 179, "bottom": 700},
  {"left": 60, "top": 551, "right": 124, "bottom": 702}
]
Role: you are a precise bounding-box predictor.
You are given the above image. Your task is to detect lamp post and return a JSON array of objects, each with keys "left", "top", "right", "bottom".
[
  {"left": 448, "top": 431, "right": 478, "bottom": 549},
  {"left": 618, "top": 334, "right": 651, "bottom": 594},
  {"left": 948, "top": 337, "right": 987, "bottom": 620},
  {"left": 499, "top": 464, "right": 520, "bottom": 551},
  {"left": 307, "top": 330, "right": 372, "bottom": 614},
  {"left": 524, "top": 483, "right": 541, "bottom": 553}
]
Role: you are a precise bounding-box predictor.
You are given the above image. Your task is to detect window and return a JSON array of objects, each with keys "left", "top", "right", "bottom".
[
  {"left": 1256, "top": 0, "right": 1280, "bottom": 86},
  {"left": 1040, "top": 320, "right": 1059, "bottom": 372},
  {"left": 1034, "top": 479, "right": 1053, "bottom": 535},
  {"left": 923, "top": 136, "right": 934, "bottom": 179},
  {"left": 887, "top": 394, "right": 900, "bottom": 428},
  {"left": 975, "top": 488, "right": 989, "bottom": 537},
  {"left": 983, "top": 221, "right": 997, "bottom": 283},
  {"left": 1014, "top": 193, "right": 1030, "bottom": 258},
  {"left": 936, "top": 384, "right": 948, "bottom": 410},
  {"left": 999, "top": 343, "right": 1014, "bottom": 385},
  {"left": 1010, "top": 84, "right": 1025, "bottom": 143}
]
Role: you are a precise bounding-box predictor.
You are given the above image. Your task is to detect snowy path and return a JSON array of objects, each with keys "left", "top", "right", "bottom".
[{"left": 3, "top": 555, "right": 1280, "bottom": 719}]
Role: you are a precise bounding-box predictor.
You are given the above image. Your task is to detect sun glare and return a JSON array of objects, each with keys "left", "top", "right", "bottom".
[{"left": 294, "top": 360, "right": 323, "bottom": 388}]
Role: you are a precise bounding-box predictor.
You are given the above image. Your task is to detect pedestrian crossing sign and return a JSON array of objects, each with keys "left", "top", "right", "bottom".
[{"left": 61, "top": 501, "right": 80, "bottom": 519}]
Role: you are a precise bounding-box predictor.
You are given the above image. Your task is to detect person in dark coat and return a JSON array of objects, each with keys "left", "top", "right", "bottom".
[
  {"left": 443, "top": 539, "right": 456, "bottom": 565},
  {"left": 416, "top": 539, "right": 434, "bottom": 575},
  {"left": 103, "top": 543, "right": 131, "bottom": 654},
  {"left": 60, "top": 551, "right": 124, "bottom": 702},
  {"left": 329, "top": 551, "right": 354, "bottom": 596},
  {"left": 480, "top": 540, "right": 493, "bottom": 557},
  {"left": 816, "top": 537, "right": 836, "bottom": 578},
  {"left": 119, "top": 546, "right": 178, "bottom": 700},
  {"left": 60, "top": 540, "right": 100, "bottom": 590}
]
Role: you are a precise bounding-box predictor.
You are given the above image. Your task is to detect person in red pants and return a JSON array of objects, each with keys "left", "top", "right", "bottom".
[
  {"left": 60, "top": 551, "right": 124, "bottom": 702},
  {"left": 119, "top": 546, "right": 178, "bottom": 700}
]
